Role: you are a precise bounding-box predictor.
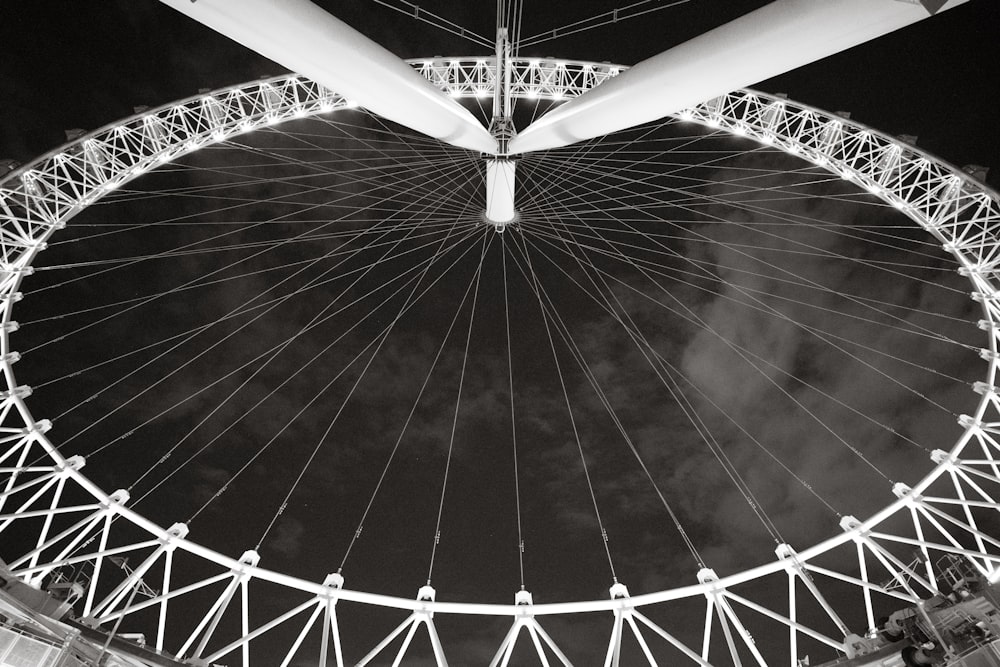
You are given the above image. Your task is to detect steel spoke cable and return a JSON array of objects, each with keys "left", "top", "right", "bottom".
[
  {"left": 519, "top": 220, "right": 973, "bottom": 352},
  {"left": 512, "top": 212, "right": 945, "bottom": 240},
  {"left": 126, "top": 206, "right": 456, "bottom": 495},
  {"left": 97, "top": 145, "right": 464, "bottom": 199},
  {"left": 513, "top": 223, "right": 620, "bottom": 583},
  {"left": 530, "top": 146, "right": 835, "bottom": 197},
  {"left": 427, "top": 231, "right": 493, "bottom": 585},
  {"left": 520, "top": 163, "right": 942, "bottom": 461},
  {"left": 524, "top": 133, "right": 892, "bottom": 217},
  {"left": 128, "top": 225, "right": 484, "bottom": 505},
  {"left": 33, "top": 162, "right": 423, "bottom": 284},
  {"left": 24, "top": 139, "right": 475, "bottom": 351},
  {"left": 516, "top": 138, "right": 976, "bottom": 396},
  {"left": 188, "top": 221, "right": 479, "bottom": 526},
  {"left": 245, "top": 113, "right": 466, "bottom": 153},
  {"left": 149, "top": 119, "right": 470, "bottom": 207},
  {"left": 370, "top": 0, "right": 492, "bottom": 48},
  {"left": 540, "top": 211, "right": 949, "bottom": 263},
  {"left": 514, "top": 223, "right": 844, "bottom": 518},
  {"left": 527, "top": 199, "right": 935, "bottom": 466},
  {"left": 26, "top": 225, "right": 468, "bottom": 373},
  {"left": 528, "top": 219, "right": 957, "bottom": 301},
  {"left": 55, "top": 211, "right": 415, "bottom": 447},
  {"left": 26, "top": 221, "right": 460, "bottom": 327},
  {"left": 514, "top": 114, "right": 676, "bottom": 219},
  {"left": 31, "top": 219, "right": 460, "bottom": 273},
  {"left": 79, "top": 156, "right": 471, "bottom": 224},
  {"left": 67, "top": 215, "right": 467, "bottom": 228},
  {"left": 505, "top": 227, "right": 713, "bottom": 564},
  {"left": 524, "top": 196, "right": 965, "bottom": 306},
  {"left": 108, "top": 156, "right": 484, "bottom": 480},
  {"left": 35, "top": 222, "right": 458, "bottom": 272},
  {"left": 529, "top": 153, "right": 971, "bottom": 349},
  {"left": 254, "top": 192, "right": 481, "bottom": 554},
  {"left": 522, "top": 189, "right": 786, "bottom": 546},
  {"left": 337, "top": 231, "right": 492, "bottom": 575},
  {"left": 533, "top": 148, "right": 846, "bottom": 197},
  {"left": 30, "top": 224, "right": 474, "bottom": 399},
  {"left": 653, "top": 199, "right": 972, "bottom": 338},
  {"left": 93, "top": 145, "right": 466, "bottom": 201},
  {"left": 520, "top": 138, "right": 972, "bottom": 346},
  {"left": 518, "top": 0, "right": 696, "bottom": 47},
  {"left": 47, "top": 161, "right": 482, "bottom": 440},
  {"left": 176, "top": 141, "right": 474, "bottom": 217},
  {"left": 225, "top": 130, "right": 467, "bottom": 192},
  {"left": 533, "top": 205, "right": 805, "bottom": 543},
  {"left": 265, "top": 118, "right": 477, "bottom": 171},
  {"left": 519, "top": 222, "right": 938, "bottom": 456},
  {"left": 501, "top": 236, "right": 527, "bottom": 588},
  {"left": 527, "top": 152, "right": 891, "bottom": 234},
  {"left": 526, "top": 133, "right": 944, "bottom": 253},
  {"left": 516, "top": 221, "right": 894, "bottom": 490},
  {"left": 295, "top": 115, "right": 465, "bottom": 155},
  {"left": 522, "top": 204, "right": 968, "bottom": 418}
]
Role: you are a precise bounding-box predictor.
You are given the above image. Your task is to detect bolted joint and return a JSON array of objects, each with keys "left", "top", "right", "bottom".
[
  {"left": 0, "top": 265, "right": 34, "bottom": 277},
  {"left": 775, "top": 543, "right": 796, "bottom": 560},
  {"left": 973, "top": 381, "right": 998, "bottom": 396},
  {"left": 958, "top": 414, "right": 979, "bottom": 429},
  {"left": 697, "top": 567, "right": 719, "bottom": 584},
  {"left": 930, "top": 449, "right": 953, "bottom": 465},
  {"left": 892, "top": 482, "right": 916, "bottom": 500},
  {"left": 0, "top": 385, "right": 32, "bottom": 400},
  {"left": 61, "top": 455, "right": 86, "bottom": 472},
  {"left": 22, "top": 419, "right": 52, "bottom": 435},
  {"left": 417, "top": 585, "right": 436, "bottom": 603},
  {"left": 238, "top": 550, "right": 261, "bottom": 567},
  {"left": 839, "top": 515, "right": 863, "bottom": 533},
  {"left": 609, "top": 582, "right": 630, "bottom": 599},
  {"left": 107, "top": 489, "right": 130, "bottom": 505}
]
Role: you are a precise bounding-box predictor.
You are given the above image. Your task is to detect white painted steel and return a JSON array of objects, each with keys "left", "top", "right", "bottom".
[
  {"left": 156, "top": 0, "right": 497, "bottom": 154},
  {"left": 1, "top": 61, "right": 999, "bottom": 664},
  {"left": 485, "top": 159, "right": 517, "bottom": 225},
  {"left": 508, "top": 0, "right": 969, "bottom": 155}
]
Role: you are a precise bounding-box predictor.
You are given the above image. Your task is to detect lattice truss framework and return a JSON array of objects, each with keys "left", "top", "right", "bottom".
[{"left": 1, "top": 58, "right": 1000, "bottom": 666}]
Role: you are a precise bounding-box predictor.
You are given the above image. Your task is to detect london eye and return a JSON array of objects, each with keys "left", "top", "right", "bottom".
[{"left": 1, "top": 1, "right": 999, "bottom": 665}]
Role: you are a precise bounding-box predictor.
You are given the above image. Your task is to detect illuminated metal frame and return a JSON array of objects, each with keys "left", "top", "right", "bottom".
[{"left": 1, "top": 58, "right": 999, "bottom": 666}]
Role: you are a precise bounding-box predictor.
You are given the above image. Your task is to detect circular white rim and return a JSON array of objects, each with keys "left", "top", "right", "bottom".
[{"left": 1, "top": 57, "right": 999, "bottom": 664}]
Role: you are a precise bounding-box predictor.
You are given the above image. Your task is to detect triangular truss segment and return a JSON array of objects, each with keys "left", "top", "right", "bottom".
[
  {"left": 356, "top": 585, "right": 449, "bottom": 666},
  {"left": 490, "top": 590, "right": 573, "bottom": 667}
]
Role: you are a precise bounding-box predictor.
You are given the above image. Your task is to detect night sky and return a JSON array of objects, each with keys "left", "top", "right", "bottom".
[{"left": 2, "top": 1, "right": 1000, "bottom": 665}]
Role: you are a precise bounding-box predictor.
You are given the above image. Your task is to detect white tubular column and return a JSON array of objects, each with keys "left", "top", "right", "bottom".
[
  {"left": 157, "top": 0, "right": 497, "bottom": 154},
  {"left": 485, "top": 160, "right": 517, "bottom": 229},
  {"left": 509, "top": 0, "right": 968, "bottom": 154}
]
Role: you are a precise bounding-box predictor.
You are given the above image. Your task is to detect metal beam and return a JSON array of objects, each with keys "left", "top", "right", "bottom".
[
  {"left": 156, "top": 0, "right": 497, "bottom": 154},
  {"left": 509, "top": 0, "right": 968, "bottom": 154}
]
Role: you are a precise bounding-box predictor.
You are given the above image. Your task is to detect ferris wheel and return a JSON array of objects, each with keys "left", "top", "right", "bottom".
[{"left": 1, "top": 0, "right": 999, "bottom": 665}]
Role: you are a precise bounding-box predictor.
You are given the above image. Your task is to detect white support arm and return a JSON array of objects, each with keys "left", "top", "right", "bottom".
[
  {"left": 157, "top": 0, "right": 497, "bottom": 154},
  {"left": 509, "top": 0, "right": 968, "bottom": 155}
]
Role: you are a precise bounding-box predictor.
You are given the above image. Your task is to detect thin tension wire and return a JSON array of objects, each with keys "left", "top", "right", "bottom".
[{"left": 427, "top": 232, "right": 493, "bottom": 585}]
